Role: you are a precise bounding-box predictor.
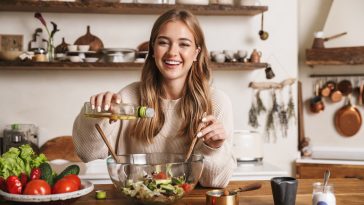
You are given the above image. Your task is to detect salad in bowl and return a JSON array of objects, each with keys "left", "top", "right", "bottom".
[{"left": 107, "top": 153, "right": 204, "bottom": 205}]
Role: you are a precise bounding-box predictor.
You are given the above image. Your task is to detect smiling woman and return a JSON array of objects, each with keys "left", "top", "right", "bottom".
[{"left": 73, "top": 8, "right": 236, "bottom": 188}]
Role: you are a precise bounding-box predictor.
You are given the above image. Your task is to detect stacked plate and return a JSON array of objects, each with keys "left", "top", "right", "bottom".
[{"left": 102, "top": 48, "right": 136, "bottom": 63}]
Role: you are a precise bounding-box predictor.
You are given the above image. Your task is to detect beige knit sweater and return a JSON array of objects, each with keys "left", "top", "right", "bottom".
[{"left": 72, "top": 82, "right": 236, "bottom": 188}]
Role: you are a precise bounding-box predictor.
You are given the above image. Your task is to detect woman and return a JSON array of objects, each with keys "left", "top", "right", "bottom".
[{"left": 73, "top": 8, "right": 236, "bottom": 188}]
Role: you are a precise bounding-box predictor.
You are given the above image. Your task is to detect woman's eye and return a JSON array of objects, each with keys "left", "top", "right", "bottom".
[
  {"left": 157, "top": 41, "right": 169, "bottom": 46},
  {"left": 180, "top": 43, "right": 191, "bottom": 47}
]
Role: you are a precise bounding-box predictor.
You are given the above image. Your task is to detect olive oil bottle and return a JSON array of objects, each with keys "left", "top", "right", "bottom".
[{"left": 83, "top": 102, "right": 154, "bottom": 120}]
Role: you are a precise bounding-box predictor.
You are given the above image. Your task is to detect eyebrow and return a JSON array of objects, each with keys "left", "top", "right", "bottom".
[{"left": 157, "top": 36, "right": 193, "bottom": 43}]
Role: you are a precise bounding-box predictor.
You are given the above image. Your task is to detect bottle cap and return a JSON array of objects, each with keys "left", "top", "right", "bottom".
[{"left": 138, "top": 106, "right": 155, "bottom": 118}]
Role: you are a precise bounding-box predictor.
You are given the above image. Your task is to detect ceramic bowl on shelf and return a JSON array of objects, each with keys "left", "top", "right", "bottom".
[
  {"left": 69, "top": 56, "right": 82, "bottom": 62},
  {"left": 176, "top": 0, "right": 208, "bottom": 5},
  {"left": 107, "top": 153, "right": 204, "bottom": 205},
  {"left": 85, "top": 57, "right": 99, "bottom": 63},
  {"left": 78, "top": 45, "right": 90, "bottom": 52},
  {"left": 67, "top": 45, "right": 78, "bottom": 52}
]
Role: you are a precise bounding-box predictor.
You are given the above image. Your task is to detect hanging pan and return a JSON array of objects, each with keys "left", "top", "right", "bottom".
[{"left": 334, "top": 95, "right": 362, "bottom": 137}]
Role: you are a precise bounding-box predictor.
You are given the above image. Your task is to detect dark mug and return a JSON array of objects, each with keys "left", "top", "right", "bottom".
[{"left": 271, "top": 177, "right": 298, "bottom": 205}]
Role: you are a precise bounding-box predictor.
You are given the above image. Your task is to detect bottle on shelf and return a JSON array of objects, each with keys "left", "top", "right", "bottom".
[{"left": 83, "top": 102, "right": 154, "bottom": 120}]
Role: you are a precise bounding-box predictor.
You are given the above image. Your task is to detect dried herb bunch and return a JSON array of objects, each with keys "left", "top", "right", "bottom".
[
  {"left": 265, "top": 90, "right": 279, "bottom": 142},
  {"left": 248, "top": 90, "right": 259, "bottom": 128},
  {"left": 256, "top": 90, "right": 266, "bottom": 115},
  {"left": 287, "top": 85, "right": 296, "bottom": 123},
  {"left": 248, "top": 101, "right": 259, "bottom": 128}
]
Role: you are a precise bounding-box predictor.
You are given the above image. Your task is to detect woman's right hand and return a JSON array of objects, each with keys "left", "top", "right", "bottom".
[{"left": 90, "top": 91, "right": 121, "bottom": 112}]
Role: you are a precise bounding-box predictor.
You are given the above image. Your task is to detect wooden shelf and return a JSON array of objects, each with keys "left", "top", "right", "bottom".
[
  {"left": 0, "top": 61, "right": 267, "bottom": 71},
  {"left": 0, "top": 0, "right": 268, "bottom": 16},
  {"left": 306, "top": 46, "right": 364, "bottom": 66}
]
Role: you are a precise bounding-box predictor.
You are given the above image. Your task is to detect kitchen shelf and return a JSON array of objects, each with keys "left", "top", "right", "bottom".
[
  {"left": 0, "top": 61, "right": 268, "bottom": 71},
  {"left": 0, "top": 0, "right": 268, "bottom": 16},
  {"left": 306, "top": 46, "right": 364, "bottom": 66}
]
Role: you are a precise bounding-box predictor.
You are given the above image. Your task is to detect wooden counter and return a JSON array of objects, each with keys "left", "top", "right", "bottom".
[{"left": 1, "top": 178, "right": 364, "bottom": 204}]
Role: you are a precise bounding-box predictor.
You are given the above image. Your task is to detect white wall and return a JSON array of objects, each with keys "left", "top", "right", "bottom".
[
  {"left": 0, "top": 0, "right": 298, "bottom": 175},
  {"left": 299, "top": 0, "right": 364, "bottom": 150}
]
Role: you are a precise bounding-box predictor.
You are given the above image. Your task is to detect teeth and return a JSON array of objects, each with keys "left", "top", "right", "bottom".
[{"left": 165, "top": 60, "right": 181, "bottom": 65}]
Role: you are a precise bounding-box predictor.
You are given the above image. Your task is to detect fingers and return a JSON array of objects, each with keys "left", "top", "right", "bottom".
[
  {"left": 90, "top": 92, "right": 121, "bottom": 112},
  {"left": 197, "top": 115, "right": 227, "bottom": 148}
]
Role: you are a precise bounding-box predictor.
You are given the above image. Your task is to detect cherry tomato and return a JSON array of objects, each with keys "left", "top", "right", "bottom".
[
  {"left": 153, "top": 172, "right": 167, "bottom": 180},
  {"left": 63, "top": 174, "right": 81, "bottom": 189},
  {"left": 181, "top": 183, "right": 192, "bottom": 192},
  {"left": 52, "top": 178, "right": 78, "bottom": 194},
  {"left": 6, "top": 176, "right": 22, "bottom": 194},
  {"left": 23, "top": 179, "right": 51, "bottom": 195}
]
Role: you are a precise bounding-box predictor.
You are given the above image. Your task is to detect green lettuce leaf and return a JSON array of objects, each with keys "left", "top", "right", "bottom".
[{"left": 0, "top": 144, "right": 47, "bottom": 179}]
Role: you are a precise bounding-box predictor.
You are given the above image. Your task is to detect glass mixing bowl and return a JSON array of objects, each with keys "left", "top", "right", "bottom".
[{"left": 107, "top": 153, "right": 204, "bottom": 205}]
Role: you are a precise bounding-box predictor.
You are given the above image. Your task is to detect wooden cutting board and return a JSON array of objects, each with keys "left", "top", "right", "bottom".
[{"left": 40, "top": 136, "right": 82, "bottom": 162}]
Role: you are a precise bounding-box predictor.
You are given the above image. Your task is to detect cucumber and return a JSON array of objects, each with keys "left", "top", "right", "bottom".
[
  {"left": 55, "top": 164, "right": 80, "bottom": 181},
  {"left": 39, "top": 162, "right": 54, "bottom": 186}
]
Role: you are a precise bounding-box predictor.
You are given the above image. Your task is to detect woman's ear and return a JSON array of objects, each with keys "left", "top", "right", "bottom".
[{"left": 194, "top": 46, "right": 201, "bottom": 61}]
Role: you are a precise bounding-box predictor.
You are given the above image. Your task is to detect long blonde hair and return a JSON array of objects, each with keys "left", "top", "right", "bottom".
[{"left": 133, "top": 9, "right": 212, "bottom": 143}]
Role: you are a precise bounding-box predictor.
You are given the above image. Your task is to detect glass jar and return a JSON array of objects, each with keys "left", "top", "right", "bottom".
[
  {"left": 312, "top": 182, "right": 336, "bottom": 205},
  {"left": 47, "top": 37, "right": 55, "bottom": 62}
]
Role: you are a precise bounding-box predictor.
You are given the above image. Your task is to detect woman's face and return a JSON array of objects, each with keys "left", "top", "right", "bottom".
[{"left": 153, "top": 20, "right": 200, "bottom": 84}]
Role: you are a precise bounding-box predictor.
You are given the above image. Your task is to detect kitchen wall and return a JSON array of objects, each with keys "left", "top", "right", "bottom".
[
  {"left": 299, "top": 0, "right": 364, "bottom": 151},
  {"left": 0, "top": 0, "right": 298, "bottom": 175}
]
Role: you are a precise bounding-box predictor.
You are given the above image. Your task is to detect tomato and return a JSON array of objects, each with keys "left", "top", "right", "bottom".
[
  {"left": 63, "top": 174, "right": 81, "bottom": 189},
  {"left": 6, "top": 176, "right": 22, "bottom": 194},
  {"left": 52, "top": 178, "right": 78, "bottom": 194},
  {"left": 153, "top": 172, "right": 167, "bottom": 179},
  {"left": 181, "top": 183, "right": 192, "bottom": 192},
  {"left": 23, "top": 179, "right": 51, "bottom": 195}
]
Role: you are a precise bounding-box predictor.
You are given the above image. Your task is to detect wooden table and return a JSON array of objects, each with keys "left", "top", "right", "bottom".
[{"left": 1, "top": 178, "right": 364, "bottom": 205}]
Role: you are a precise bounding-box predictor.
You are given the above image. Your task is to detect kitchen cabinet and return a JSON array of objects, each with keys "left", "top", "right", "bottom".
[
  {"left": 296, "top": 161, "right": 364, "bottom": 179},
  {"left": 0, "top": 0, "right": 268, "bottom": 71}
]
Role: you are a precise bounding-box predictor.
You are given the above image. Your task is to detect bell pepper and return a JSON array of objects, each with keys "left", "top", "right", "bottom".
[
  {"left": 6, "top": 176, "right": 22, "bottom": 194},
  {"left": 19, "top": 172, "right": 28, "bottom": 189}
]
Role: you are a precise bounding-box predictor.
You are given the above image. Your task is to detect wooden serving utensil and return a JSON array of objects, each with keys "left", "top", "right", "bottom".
[
  {"left": 184, "top": 112, "right": 207, "bottom": 162},
  {"left": 95, "top": 123, "right": 120, "bottom": 163},
  {"left": 223, "top": 183, "right": 262, "bottom": 196}
]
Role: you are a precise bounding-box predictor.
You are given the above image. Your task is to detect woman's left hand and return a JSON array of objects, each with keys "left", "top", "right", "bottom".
[{"left": 197, "top": 115, "right": 226, "bottom": 149}]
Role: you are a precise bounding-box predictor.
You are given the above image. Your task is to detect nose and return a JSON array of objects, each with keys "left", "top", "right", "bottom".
[{"left": 167, "top": 43, "right": 179, "bottom": 56}]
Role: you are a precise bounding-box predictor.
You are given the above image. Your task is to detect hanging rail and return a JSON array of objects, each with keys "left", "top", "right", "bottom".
[
  {"left": 310, "top": 74, "right": 364, "bottom": 78},
  {"left": 249, "top": 78, "right": 296, "bottom": 90}
]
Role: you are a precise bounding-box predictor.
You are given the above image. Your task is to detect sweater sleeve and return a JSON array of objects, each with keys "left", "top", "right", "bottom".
[
  {"left": 195, "top": 89, "right": 237, "bottom": 188},
  {"left": 72, "top": 82, "right": 140, "bottom": 162},
  {"left": 72, "top": 107, "right": 121, "bottom": 162}
]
